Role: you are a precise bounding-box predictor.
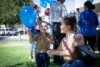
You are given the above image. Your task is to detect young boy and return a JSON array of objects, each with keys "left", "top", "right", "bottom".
[{"left": 33, "top": 27, "right": 54, "bottom": 67}]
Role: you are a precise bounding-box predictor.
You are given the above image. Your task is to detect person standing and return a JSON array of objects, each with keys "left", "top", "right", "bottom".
[
  {"left": 28, "top": 4, "right": 41, "bottom": 61},
  {"left": 50, "top": 0, "right": 67, "bottom": 65},
  {"left": 28, "top": 17, "right": 41, "bottom": 61},
  {"left": 28, "top": 26, "right": 40, "bottom": 61},
  {"left": 44, "top": 8, "right": 52, "bottom": 36},
  {"left": 78, "top": 1, "right": 99, "bottom": 51},
  {"left": 97, "top": 13, "right": 100, "bottom": 52}
]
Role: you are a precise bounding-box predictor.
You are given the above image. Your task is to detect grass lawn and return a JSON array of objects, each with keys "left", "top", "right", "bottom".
[
  {"left": 0, "top": 41, "right": 60, "bottom": 67},
  {"left": 0, "top": 41, "right": 100, "bottom": 67}
]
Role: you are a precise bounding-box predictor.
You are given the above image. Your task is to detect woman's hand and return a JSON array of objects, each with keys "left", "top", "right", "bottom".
[{"left": 47, "top": 50, "right": 55, "bottom": 56}]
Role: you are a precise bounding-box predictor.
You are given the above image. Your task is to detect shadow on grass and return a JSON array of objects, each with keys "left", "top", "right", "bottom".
[
  {"left": 5, "top": 61, "right": 100, "bottom": 67},
  {"left": 5, "top": 61, "right": 60, "bottom": 67},
  {"left": 6, "top": 61, "right": 36, "bottom": 67},
  {"left": 5, "top": 56, "right": 100, "bottom": 67}
]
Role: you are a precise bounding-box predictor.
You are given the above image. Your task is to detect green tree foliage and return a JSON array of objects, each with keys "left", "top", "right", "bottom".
[{"left": 0, "top": 0, "right": 32, "bottom": 26}]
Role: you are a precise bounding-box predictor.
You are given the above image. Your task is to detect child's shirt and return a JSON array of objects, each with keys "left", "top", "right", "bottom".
[{"left": 33, "top": 34, "right": 51, "bottom": 53}]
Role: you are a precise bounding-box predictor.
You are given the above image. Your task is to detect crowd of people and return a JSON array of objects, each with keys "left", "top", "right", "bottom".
[{"left": 28, "top": 0, "right": 100, "bottom": 67}]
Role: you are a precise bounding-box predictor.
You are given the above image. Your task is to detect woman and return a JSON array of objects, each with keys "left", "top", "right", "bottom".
[
  {"left": 78, "top": 1, "right": 99, "bottom": 51},
  {"left": 47, "top": 16, "right": 92, "bottom": 67}
]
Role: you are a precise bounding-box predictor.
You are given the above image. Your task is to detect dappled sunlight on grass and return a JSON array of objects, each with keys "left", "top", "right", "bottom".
[
  {"left": 0, "top": 42, "right": 60, "bottom": 67},
  {"left": 0, "top": 42, "right": 30, "bottom": 67}
]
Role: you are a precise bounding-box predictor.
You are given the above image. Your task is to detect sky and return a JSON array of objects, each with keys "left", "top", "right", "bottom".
[
  {"left": 32, "top": 0, "right": 100, "bottom": 16},
  {"left": 75, "top": 0, "right": 100, "bottom": 8}
]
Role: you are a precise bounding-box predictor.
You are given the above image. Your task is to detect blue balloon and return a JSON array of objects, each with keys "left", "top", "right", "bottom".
[
  {"left": 47, "top": 0, "right": 51, "bottom": 3},
  {"left": 47, "top": 0, "right": 56, "bottom": 3},
  {"left": 40, "top": 0, "right": 57, "bottom": 8},
  {"left": 19, "top": 6, "right": 37, "bottom": 29},
  {"left": 88, "top": 0, "right": 94, "bottom": 3},
  {"left": 50, "top": 1, "right": 56, "bottom": 7},
  {"left": 46, "top": 0, "right": 56, "bottom": 7},
  {"left": 40, "top": 0, "right": 47, "bottom": 8}
]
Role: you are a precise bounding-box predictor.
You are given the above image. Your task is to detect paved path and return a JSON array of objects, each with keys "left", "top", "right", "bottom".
[{"left": 0, "top": 35, "right": 29, "bottom": 42}]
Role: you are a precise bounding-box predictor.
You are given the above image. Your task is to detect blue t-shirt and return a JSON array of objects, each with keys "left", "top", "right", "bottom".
[
  {"left": 30, "top": 27, "right": 40, "bottom": 38},
  {"left": 78, "top": 9, "right": 99, "bottom": 36},
  {"left": 30, "top": 28, "right": 40, "bottom": 52}
]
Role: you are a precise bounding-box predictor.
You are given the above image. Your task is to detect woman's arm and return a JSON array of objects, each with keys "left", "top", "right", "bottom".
[
  {"left": 47, "top": 49, "right": 70, "bottom": 56},
  {"left": 47, "top": 39, "right": 71, "bottom": 56}
]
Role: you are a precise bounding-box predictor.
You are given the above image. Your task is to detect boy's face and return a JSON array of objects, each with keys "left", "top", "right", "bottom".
[{"left": 41, "top": 22, "right": 48, "bottom": 31}]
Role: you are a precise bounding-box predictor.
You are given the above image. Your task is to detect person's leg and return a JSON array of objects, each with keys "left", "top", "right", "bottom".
[
  {"left": 83, "top": 36, "right": 88, "bottom": 46},
  {"left": 97, "top": 30, "right": 100, "bottom": 52},
  {"left": 52, "top": 22, "right": 61, "bottom": 47},
  {"left": 30, "top": 51, "right": 33, "bottom": 59},
  {"left": 33, "top": 52, "right": 36, "bottom": 61},
  {"left": 35, "top": 53, "right": 42, "bottom": 67},
  {"left": 42, "top": 53, "right": 49, "bottom": 67},
  {"left": 52, "top": 22, "right": 65, "bottom": 65},
  {"left": 30, "top": 42, "right": 37, "bottom": 59},
  {"left": 71, "top": 60, "right": 85, "bottom": 67},
  {"left": 30, "top": 44, "right": 34, "bottom": 59},
  {"left": 88, "top": 36, "right": 96, "bottom": 51},
  {"left": 98, "top": 37, "right": 100, "bottom": 52},
  {"left": 62, "top": 63, "right": 71, "bottom": 67},
  {"left": 71, "top": 60, "right": 93, "bottom": 67}
]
